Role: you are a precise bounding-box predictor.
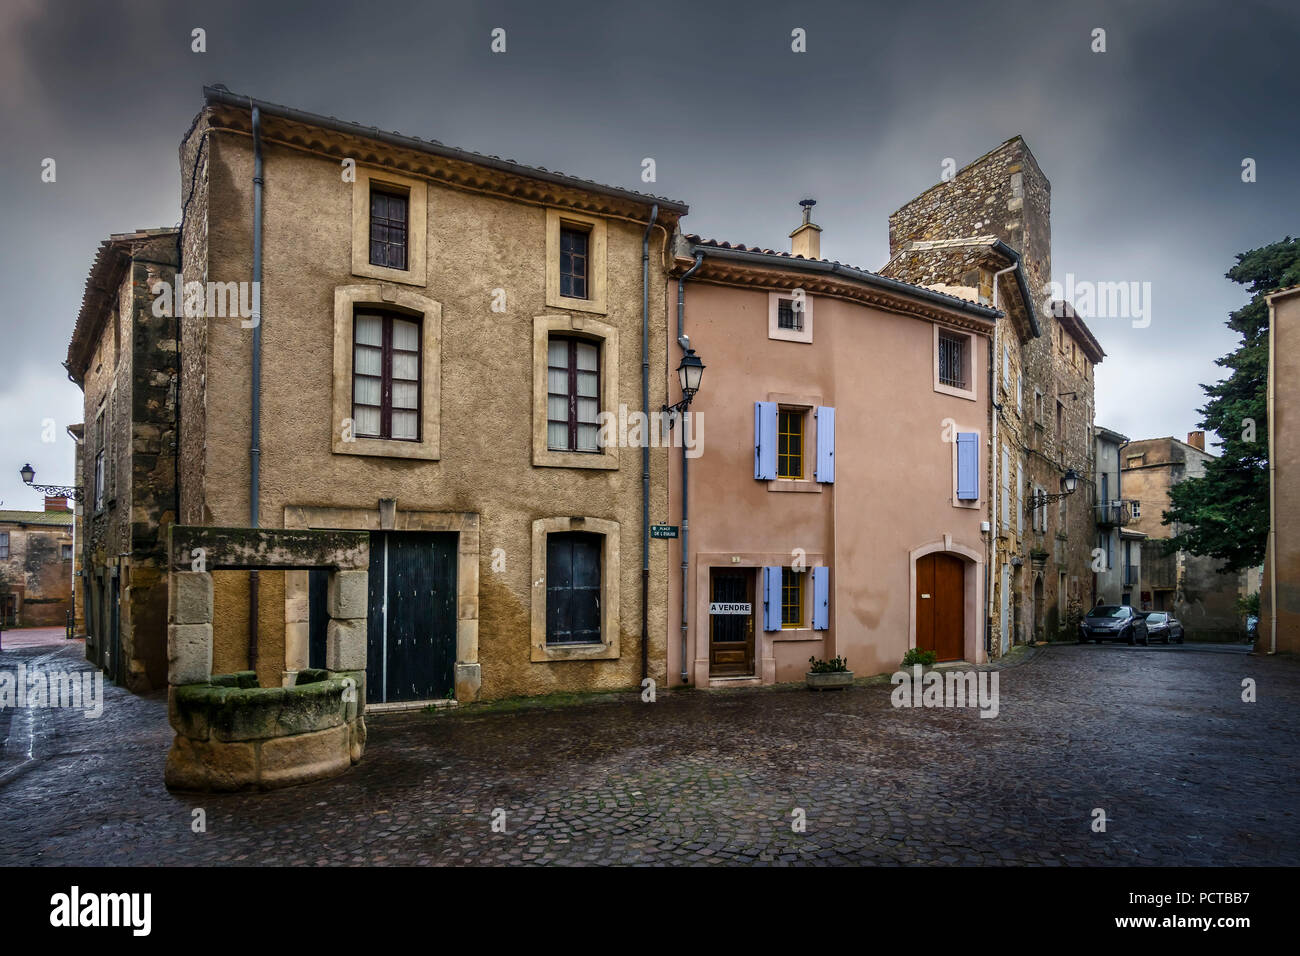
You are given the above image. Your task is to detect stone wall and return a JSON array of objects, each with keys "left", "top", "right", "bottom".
[
  {"left": 0, "top": 522, "right": 73, "bottom": 626},
  {"left": 1123, "top": 437, "right": 1245, "bottom": 639},
  {"left": 886, "top": 136, "right": 1099, "bottom": 652},
  {"left": 78, "top": 233, "right": 178, "bottom": 690}
]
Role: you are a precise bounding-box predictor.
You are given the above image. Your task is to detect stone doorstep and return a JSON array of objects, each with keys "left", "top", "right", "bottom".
[
  {"left": 707, "top": 676, "right": 763, "bottom": 689},
  {"left": 365, "top": 698, "right": 458, "bottom": 714}
]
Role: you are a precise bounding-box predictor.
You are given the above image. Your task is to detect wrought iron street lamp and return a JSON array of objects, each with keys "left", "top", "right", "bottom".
[
  {"left": 19, "top": 463, "right": 82, "bottom": 501},
  {"left": 1026, "top": 468, "right": 1079, "bottom": 513},
  {"left": 662, "top": 348, "right": 705, "bottom": 423}
]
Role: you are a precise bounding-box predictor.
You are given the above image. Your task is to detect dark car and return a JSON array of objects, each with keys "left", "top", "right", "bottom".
[
  {"left": 1142, "top": 611, "right": 1184, "bottom": 644},
  {"left": 1079, "top": 605, "right": 1149, "bottom": 644}
]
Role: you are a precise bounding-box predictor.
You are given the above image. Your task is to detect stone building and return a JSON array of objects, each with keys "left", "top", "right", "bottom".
[
  {"left": 173, "top": 86, "right": 686, "bottom": 704},
  {"left": 1261, "top": 285, "right": 1300, "bottom": 654},
  {"left": 1093, "top": 426, "right": 1144, "bottom": 607},
  {"left": 1123, "top": 432, "right": 1246, "bottom": 639},
  {"left": 882, "top": 136, "right": 1103, "bottom": 653},
  {"left": 65, "top": 228, "right": 180, "bottom": 691},
  {"left": 0, "top": 499, "right": 74, "bottom": 627}
]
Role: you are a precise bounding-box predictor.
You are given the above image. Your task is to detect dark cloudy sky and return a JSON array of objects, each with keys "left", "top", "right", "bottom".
[{"left": 1, "top": 0, "right": 1296, "bottom": 510}]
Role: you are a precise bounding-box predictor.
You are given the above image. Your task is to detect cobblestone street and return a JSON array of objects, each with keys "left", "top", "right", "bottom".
[{"left": 1, "top": 639, "right": 1296, "bottom": 866}]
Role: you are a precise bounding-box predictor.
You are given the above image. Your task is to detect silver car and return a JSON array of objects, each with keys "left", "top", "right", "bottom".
[{"left": 1142, "top": 611, "right": 1184, "bottom": 644}]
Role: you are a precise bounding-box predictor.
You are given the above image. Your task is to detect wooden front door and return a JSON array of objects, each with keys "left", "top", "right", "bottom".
[
  {"left": 709, "top": 568, "right": 755, "bottom": 676},
  {"left": 916, "top": 553, "right": 965, "bottom": 662}
]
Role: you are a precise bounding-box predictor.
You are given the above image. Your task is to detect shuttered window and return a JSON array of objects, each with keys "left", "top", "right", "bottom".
[
  {"left": 353, "top": 311, "right": 421, "bottom": 441},
  {"left": 0, "top": 532, "right": 8, "bottom": 559},
  {"left": 782, "top": 568, "right": 804, "bottom": 628},
  {"left": 778, "top": 410, "right": 804, "bottom": 479},
  {"left": 546, "top": 532, "right": 602, "bottom": 644},
  {"left": 547, "top": 336, "right": 601, "bottom": 452}
]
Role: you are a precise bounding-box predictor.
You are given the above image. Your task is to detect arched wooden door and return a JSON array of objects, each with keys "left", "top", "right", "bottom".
[{"left": 916, "top": 553, "right": 965, "bottom": 662}]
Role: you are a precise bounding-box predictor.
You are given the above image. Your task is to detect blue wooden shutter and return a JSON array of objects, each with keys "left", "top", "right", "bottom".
[
  {"left": 762, "top": 566, "right": 782, "bottom": 631},
  {"left": 956, "top": 432, "right": 978, "bottom": 500},
  {"left": 754, "top": 402, "right": 777, "bottom": 479},
  {"left": 812, "top": 566, "right": 829, "bottom": 630},
  {"left": 814, "top": 406, "right": 835, "bottom": 483}
]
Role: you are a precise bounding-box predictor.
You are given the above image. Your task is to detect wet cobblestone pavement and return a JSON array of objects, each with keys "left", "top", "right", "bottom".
[{"left": 1, "top": 640, "right": 1296, "bottom": 866}]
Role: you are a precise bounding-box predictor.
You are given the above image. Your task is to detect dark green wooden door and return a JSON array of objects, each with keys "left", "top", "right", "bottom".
[
  {"left": 309, "top": 531, "right": 457, "bottom": 702},
  {"left": 367, "top": 531, "right": 457, "bottom": 703}
]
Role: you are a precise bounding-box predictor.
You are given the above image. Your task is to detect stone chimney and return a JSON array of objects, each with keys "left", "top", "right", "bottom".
[
  {"left": 44, "top": 495, "right": 70, "bottom": 513},
  {"left": 1186, "top": 431, "right": 1205, "bottom": 451},
  {"left": 790, "top": 199, "right": 822, "bottom": 259}
]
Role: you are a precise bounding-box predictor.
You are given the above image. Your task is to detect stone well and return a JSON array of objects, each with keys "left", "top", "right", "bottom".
[{"left": 163, "top": 526, "right": 370, "bottom": 792}]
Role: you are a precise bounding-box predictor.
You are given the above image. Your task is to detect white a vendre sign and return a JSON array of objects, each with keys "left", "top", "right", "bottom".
[{"left": 709, "top": 602, "right": 751, "bottom": 615}]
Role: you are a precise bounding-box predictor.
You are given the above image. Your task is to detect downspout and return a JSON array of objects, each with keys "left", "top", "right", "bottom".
[
  {"left": 640, "top": 204, "right": 658, "bottom": 682},
  {"left": 248, "top": 104, "right": 265, "bottom": 671},
  {"left": 677, "top": 251, "right": 705, "bottom": 683},
  {"left": 987, "top": 263, "right": 1016, "bottom": 654}
]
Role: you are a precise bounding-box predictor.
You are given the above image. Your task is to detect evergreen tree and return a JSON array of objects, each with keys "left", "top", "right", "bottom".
[{"left": 1164, "top": 237, "right": 1300, "bottom": 571}]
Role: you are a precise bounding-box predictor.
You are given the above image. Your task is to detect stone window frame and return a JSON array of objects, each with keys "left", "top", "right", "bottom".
[
  {"left": 351, "top": 167, "right": 428, "bottom": 287},
  {"left": 283, "top": 505, "right": 481, "bottom": 701},
  {"left": 531, "top": 516, "right": 620, "bottom": 662},
  {"left": 933, "top": 324, "right": 977, "bottom": 401},
  {"left": 765, "top": 391, "right": 823, "bottom": 494},
  {"left": 545, "top": 209, "right": 607, "bottom": 315},
  {"left": 532, "top": 314, "right": 620, "bottom": 470},
  {"left": 767, "top": 290, "right": 814, "bottom": 344},
  {"left": 332, "top": 284, "right": 441, "bottom": 461}
]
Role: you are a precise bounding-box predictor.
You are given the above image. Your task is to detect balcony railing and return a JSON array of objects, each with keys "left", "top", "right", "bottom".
[{"left": 1095, "top": 500, "right": 1132, "bottom": 527}]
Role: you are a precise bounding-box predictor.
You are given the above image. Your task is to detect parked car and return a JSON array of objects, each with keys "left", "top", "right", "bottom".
[
  {"left": 1078, "top": 605, "right": 1149, "bottom": 644},
  {"left": 1143, "top": 611, "right": 1184, "bottom": 644}
]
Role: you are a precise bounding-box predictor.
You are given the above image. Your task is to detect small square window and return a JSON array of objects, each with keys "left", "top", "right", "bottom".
[
  {"left": 369, "top": 187, "right": 409, "bottom": 271},
  {"left": 939, "top": 331, "right": 969, "bottom": 390},
  {"left": 559, "top": 226, "right": 589, "bottom": 299},
  {"left": 777, "top": 298, "right": 803, "bottom": 331},
  {"left": 777, "top": 409, "right": 805, "bottom": 479},
  {"left": 61, "top": 544, "right": 73, "bottom": 560}
]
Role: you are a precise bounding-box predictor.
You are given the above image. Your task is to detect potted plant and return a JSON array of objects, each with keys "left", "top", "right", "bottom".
[
  {"left": 900, "top": 647, "right": 937, "bottom": 674},
  {"left": 806, "top": 654, "right": 854, "bottom": 690}
]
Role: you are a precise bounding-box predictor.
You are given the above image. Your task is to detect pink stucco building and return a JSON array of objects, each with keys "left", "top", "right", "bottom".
[{"left": 663, "top": 208, "right": 1004, "bottom": 687}]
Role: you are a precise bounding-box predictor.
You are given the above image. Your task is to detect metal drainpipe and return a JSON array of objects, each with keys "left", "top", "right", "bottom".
[
  {"left": 677, "top": 251, "right": 704, "bottom": 683},
  {"left": 987, "top": 263, "right": 1016, "bottom": 654},
  {"left": 640, "top": 204, "right": 658, "bottom": 682},
  {"left": 248, "top": 104, "right": 264, "bottom": 671}
]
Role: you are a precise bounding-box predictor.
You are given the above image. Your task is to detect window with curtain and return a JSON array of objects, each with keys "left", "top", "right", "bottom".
[
  {"left": 547, "top": 336, "right": 600, "bottom": 452},
  {"left": 353, "top": 311, "right": 421, "bottom": 441}
]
